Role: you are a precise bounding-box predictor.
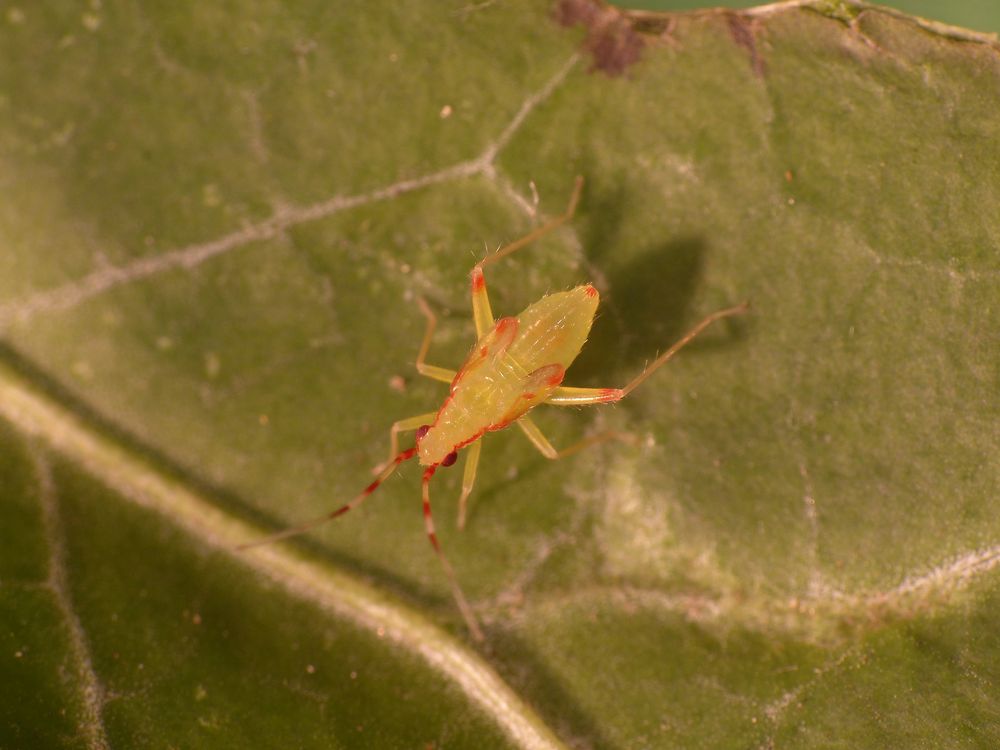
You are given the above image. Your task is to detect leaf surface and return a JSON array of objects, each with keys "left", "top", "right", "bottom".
[{"left": 1, "top": 1, "right": 999, "bottom": 747}]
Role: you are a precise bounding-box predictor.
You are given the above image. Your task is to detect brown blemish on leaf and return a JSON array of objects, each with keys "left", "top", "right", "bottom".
[
  {"left": 552, "top": 0, "right": 599, "bottom": 27},
  {"left": 553, "top": 0, "right": 644, "bottom": 77},
  {"left": 726, "top": 13, "right": 766, "bottom": 78}
]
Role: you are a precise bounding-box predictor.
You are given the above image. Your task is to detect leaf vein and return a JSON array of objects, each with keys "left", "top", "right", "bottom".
[
  {"left": 30, "top": 446, "right": 111, "bottom": 750},
  {"left": 1, "top": 361, "right": 569, "bottom": 750},
  {"left": 0, "top": 53, "right": 582, "bottom": 331}
]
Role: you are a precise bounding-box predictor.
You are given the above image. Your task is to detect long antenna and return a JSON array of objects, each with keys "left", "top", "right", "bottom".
[{"left": 237, "top": 447, "right": 418, "bottom": 551}]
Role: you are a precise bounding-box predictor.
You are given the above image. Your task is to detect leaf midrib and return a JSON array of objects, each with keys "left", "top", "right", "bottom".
[{"left": 0, "top": 356, "right": 569, "bottom": 750}]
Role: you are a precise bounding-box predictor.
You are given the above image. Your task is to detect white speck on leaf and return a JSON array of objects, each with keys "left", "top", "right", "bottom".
[
  {"left": 202, "top": 184, "right": 221, "bottom": 207},
  {"left": 204, "top": 352, "right": 221, "bottom": 379}
]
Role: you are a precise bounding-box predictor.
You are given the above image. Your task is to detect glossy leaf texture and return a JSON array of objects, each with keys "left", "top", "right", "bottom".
[{"left": 1, "top": 1, "right": 998, "bottom": 748}]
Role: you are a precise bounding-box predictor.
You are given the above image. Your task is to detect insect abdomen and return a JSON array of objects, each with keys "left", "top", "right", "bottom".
[
  {"left": 417, "top": 285, "right": 599, "bottom": 467},
  {"left": 507, "top": 285, "right": 599, "bottom": 372},
  {"left": 418, "top": 355, "right": 523, "bottom": 464}
]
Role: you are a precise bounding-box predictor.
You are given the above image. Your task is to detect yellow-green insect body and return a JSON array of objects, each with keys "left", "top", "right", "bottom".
[
  {"left": 418, "top": 285, "right": 599, "bottom": 467},
  {"left": 241, "top": 177, "right": 747, "bottom": 642}
]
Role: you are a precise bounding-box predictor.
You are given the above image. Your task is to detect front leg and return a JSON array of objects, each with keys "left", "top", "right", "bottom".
[
  {"left": 470, "top": 264, "right": 496, "bottom": 339},
  {"left": 470, "top": 176, "right": 584, "bottom": 338},
  {"left": 456, "top": 440, "right": 482, "bottom": 530},
  {"left": 385, "top": 412, "right": 437, "bottom": 467}
]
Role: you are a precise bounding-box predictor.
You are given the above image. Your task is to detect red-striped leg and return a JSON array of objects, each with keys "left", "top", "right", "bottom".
[
  {"left": 238, "top": 447, "right": 418, "bottom": 550},
  {"left": 422, "top": 466, "right": 484, "bottom": 641},
  {"left": 415, "top": 297, "right": 456, "bottom": 384}
]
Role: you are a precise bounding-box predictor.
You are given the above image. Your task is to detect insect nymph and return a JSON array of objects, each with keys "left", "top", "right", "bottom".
[{"left": 241, "top": 178, "right": 747, "bottom": 640}]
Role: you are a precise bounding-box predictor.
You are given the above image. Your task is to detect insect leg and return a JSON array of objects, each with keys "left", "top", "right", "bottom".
[
  {"left": 516, "top": 415, "right": 559, "bottom": 458},
  {"left": 517, "top": 415, "right": 634, "bottom": 459},
  {"left": 422, "top": 467, "right": 485, "bottom": 641},
  {"left": 544, "top": 387, "right": 623, "bottom": 406},
  {"left": 545, "top": 302, "right": 750, "bottom": 404},
  {"left": 456, "top": 439, "right": 482, "bottom": 530},
  {"left": 415, "top": 297, "right": 457, "bottom": 383},
  {"left": 480, "top": 176, "right": 584, "bottom": 269},
  {"left": 238, "top": 447, "right": 418, "bottom": 550},
  {"left": 387, "top": 412, "right": 438, "bottom": 467},
  {"left": 469, "top": 264, "right": 495, "bottom": 338},
  {"left": 470, "top": 175, "right": 585, "bottom": 338}
]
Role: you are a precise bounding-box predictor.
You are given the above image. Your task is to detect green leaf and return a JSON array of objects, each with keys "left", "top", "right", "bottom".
[{"left": 2, "top": 1, "right": 998, "bottom": 747}]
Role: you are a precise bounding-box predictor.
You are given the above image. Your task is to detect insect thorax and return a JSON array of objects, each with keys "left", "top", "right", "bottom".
[{"left": 417, "top": 286, "right": 599, "bottom": 467}]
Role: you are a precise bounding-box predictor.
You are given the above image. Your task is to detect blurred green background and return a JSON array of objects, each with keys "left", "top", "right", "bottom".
[{"left": 611, "top": 0, "right": 1000, "bottom": 34}]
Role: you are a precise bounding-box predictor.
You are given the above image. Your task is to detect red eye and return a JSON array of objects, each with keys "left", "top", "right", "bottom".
[
  {"left": 441, "top": 451, "right": 458, "bottom": 467},
  {"left": 415, "top": 425, "right": 430, "bottom": 441}
]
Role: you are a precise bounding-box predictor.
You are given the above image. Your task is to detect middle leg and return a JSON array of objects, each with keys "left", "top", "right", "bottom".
[
  {"left": 422, "top": 467, "right": 485, "bottom": 641},
  {"left": 517, "top": 415, "right": 635, "bottom": 460},
  {"left": 415, "top": 297, "right": 456, "bottom": 384}
]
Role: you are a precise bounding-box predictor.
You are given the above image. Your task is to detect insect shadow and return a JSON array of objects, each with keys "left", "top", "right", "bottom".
[
  {"left": 465, "top": 232, "right": 713, "bottom": 515},
  {"left": 239, "top": 176, "right": 748, "bottom": 642},
  {"left": 560, "top": 182, "right": 712, "bottom": 393},
  {"left": 462, "top": 183, "right": 747, "bottom": 517}
]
